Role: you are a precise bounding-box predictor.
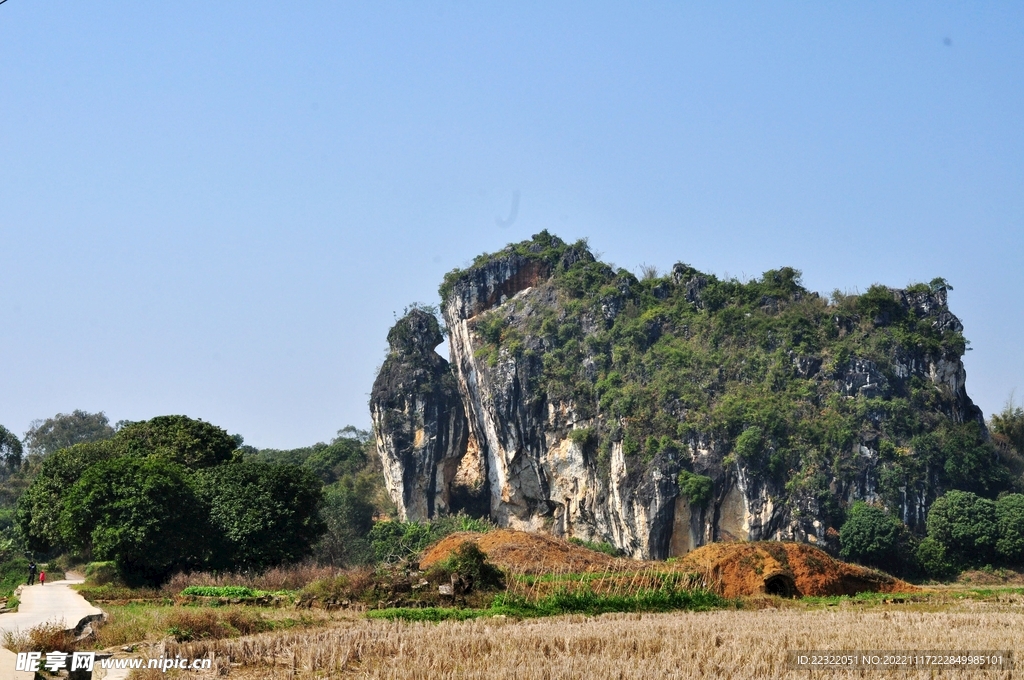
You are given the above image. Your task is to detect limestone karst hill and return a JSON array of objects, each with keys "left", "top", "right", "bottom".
[{"left": 371, "top": 232, "right": 1015, "bottom": 559}]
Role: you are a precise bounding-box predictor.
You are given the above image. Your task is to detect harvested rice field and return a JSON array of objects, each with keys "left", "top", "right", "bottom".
[{"left": 160, "top": 595, "right": 1024, "bottom": 679}]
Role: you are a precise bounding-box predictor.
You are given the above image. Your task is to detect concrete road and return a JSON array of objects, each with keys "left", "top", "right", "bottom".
[{"left": 0, "top": 577, "right": 104, "bottom": 680}]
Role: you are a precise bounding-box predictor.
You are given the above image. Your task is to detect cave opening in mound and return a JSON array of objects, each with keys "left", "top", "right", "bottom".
[{"left": 764, "top": 573, "right": 796, "bottom": 598}]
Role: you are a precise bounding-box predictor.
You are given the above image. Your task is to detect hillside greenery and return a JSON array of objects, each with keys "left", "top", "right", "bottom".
[{"left": 442, "top": 232, "right": 1020, "bottom": 536}]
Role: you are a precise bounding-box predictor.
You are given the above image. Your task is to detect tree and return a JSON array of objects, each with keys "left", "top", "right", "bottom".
[
  {"left": 915, "top": 537, "right": 955, "bottom": 579},
  {"left": 113, "top": 415, "right": 237, "bottom": 469},
  {"left": 313, "top": 476, "right": 376, "bottom": 566},
  {"left": 23, "top": 410, "right": 115, "bottom": 458},
  {"left": 992, "top": 403, "right": 1024, "bottom": 453},
  {"left": 0, "top": 425, "right": 23, "bottom": 473},
  {"left": 995, "top": 494, "right": 1024, "bottom": 566},
  {"left": 301, "top": 438, "right": 366, "bottom": 485},
  {"left": 839, "top": 502, "right": 909, "bottom": 573},
  {"left": 990, "top": 399, "right": 1024, "bottom": 478},
  {"left": 17, "top": 442, "right": 117, "bottom": 552},
  {"left": 925, "top": 490, "right": 998, "bottom": 570},
  {"left": 60, "top": 457, "right": 209, "bottom": 585},
  {"left": 196, "top": 461, "right": 325, "bottom": 571},
  {"left": 940, "top": 422, "right": 1013, "bottom": 496}
]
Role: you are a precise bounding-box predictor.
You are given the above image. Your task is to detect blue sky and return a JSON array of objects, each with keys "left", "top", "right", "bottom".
[{"left": 1, "top": 3, "right": 1021, "bottom": 448}]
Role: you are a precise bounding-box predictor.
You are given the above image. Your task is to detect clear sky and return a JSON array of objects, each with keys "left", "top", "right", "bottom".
[{"left": 1, "top": 3, "right": 1021, "bottom": 449}]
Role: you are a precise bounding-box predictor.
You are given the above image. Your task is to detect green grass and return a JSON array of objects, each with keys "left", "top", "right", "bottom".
[
  {"left": 367, "top": 607, "right": 488, "bottom": 622},
  {"left": 567, "top": 537, "right": 622, "bottom": 557},
  {"left": 179, "top": 585, "right": 291, "bottom": 598},
  {"left": 368, "top": 586, "right": 732, "bottom": 622}
]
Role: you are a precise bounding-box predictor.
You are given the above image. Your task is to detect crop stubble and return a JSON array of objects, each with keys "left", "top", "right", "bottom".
[{"left": 169, "top": 604, "right": 1023, "bottom": 679}]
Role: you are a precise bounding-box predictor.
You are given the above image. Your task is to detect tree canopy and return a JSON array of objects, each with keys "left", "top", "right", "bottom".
[
  {"left": 112, "top": 415, "right": 238, "bottom": 469},
  {"left": 839, "top": 502, "right": 908, "bottom": 572},
  {"left": 196, "top": 461, "right": 324, "bottom": 571},
  {"left": 0, "top": 425, "right": 23, "bottom": 473},
  {"left": 924, "top": 490, "right": 998, "bottom": 570},
  {"left": 23, "top": 410, "right": 115, "bottom": 458},
  {"left": 60, "top": 457, "right": 208, "bottom": 585}
]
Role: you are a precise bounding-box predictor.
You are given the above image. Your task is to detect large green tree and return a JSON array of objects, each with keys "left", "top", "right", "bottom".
[
  {"left": 925, "top": 490, "right": 998, "bottom": 570},
  {"left": 196, "top": 461, "right": 324, "bottom": 571},
  {"left": 995, "top": 493, "right": 1024, "bottom": 565},
  {"left": 113, "top": 415, "right": 237, "bottom": 469},
  {"left": 23, "top": 410, "right": 115, "bottom": 458},
  {"left": 60, "top": 457, "right": 209, "bottom": 585},
  {"left": 839, "top": 502, "right": 909, "bottom": 573},
  {"left": 16, "top": 442, "right": 117, "bottom": 552},
  {"left": 18, "top": 415, "right": 237, "bottom": 554}
]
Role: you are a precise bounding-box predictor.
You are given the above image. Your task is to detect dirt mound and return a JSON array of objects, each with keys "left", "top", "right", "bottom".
[
  {"left": 678, "top": 541, "right": 917, "bottom": 598},
  {"left": 419, "top": 530, "right": 627, "bottom": 574}
]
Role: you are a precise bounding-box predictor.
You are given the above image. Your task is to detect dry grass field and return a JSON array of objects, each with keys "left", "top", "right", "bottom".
[{"left": 152, "top": 594, "right": 1023, "bottom": 679}]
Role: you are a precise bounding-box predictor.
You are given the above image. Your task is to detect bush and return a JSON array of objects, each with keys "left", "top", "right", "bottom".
[
  {"left": 428, "top": 542, "right": 504, "bottom": 592},
  {"left": 839, "top": 502, "right": 909, "bottom": 573},
  {"left": 369, "top": 514, "right": 493, "bottom": 564},
  {"left": 164, "top": 609, "right": 228, "bottom": 642},
  {"left": 0, "top": 557, "right": 30, "bottom": 597},
  {"left": 84, "top": 561, "right": 119, "bottom": 586},
  {"left": 677, "top": 471, "right": 713, "bottom": 508},
  {"left": 996, "top": 494, "right": 1024, "bottom": 565},
  {"left": 925, "top": 490, "right": 998, "bottom": 571},
  {"left": 2, "top": 621, "right": 76, "bottom": 654},
  {"left": 299, "top": 569, "right": 375, "bottom": 604},
  {"left": 314, "top": 476, "right": 376, "bottom": 567}
]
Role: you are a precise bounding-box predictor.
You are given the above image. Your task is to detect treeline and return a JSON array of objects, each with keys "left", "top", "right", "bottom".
[
  {"left": 0, "top": 411, "right": 395, "bottom": 586},
  {"left": 840, "top": 400, "right": 1024, "bottom": 579}
]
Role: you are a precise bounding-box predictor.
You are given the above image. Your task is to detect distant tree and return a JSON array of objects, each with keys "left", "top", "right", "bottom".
[
  {"left": 991, "top": 401, "right": 1024, "bottom": 481},
  {"left": 314, "top": 475, "right": 376, "bottom": 566},
  {"left": 60, "top": 456, "right": 209, "bottom": 585},
  {"left": 16, "top": 442, "right": 117, "bottom": 552},
  {"left": 925, "top": 490, "right": 998, "bottom": 570},
  {"left": 0, "top": 425, "right": 23, "bottom": 473},
  {"left": 990, "top": 399, "right": 1024, "bottom": 460},
  {"left": 995, "top": 494, "right": 1024, "bottom": 566},
  {"left": 113, "top": 415, "right": 237, "bottom": 470},
  {"left": 302, "top": 438, "right": 366, "bottom": 485},
  {"left": 23, "top": 410, "right": 115, "bottom": 458},
  {"left": 939, "top": 422, "right": 1013, "bottom": 496},
  {"left": 334, "top": 426, "right": 371, "bottom": 444},
  {"left": 196, "top": 461, "right": 325, "bottom": 571},
  {"left": 839, "top": 502, "right": 909, "bottom": 573}
]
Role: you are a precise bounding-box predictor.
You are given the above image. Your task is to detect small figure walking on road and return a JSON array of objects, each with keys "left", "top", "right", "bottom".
[
  {"left": 27, "top": 562, "right": 36, "bottom": 585},
  {"left": 39, "top": 570, "right": 45, "bottom": 586}
]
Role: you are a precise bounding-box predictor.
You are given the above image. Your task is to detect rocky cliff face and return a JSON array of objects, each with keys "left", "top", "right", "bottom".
[
  {"left": 372, "top": 233, "right": 1000, "bottom": 559},
  {"left": 370, "top": 309, "right": 485, "bottom": 521}
]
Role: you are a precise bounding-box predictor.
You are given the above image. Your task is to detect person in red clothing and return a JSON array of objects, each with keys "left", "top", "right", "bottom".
[{"left": 39, "top": 570, "right": 45, "bottom": 586}]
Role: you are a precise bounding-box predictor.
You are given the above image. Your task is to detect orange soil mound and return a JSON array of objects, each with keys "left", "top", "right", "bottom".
[
  {"left": 419, "top": 530, "right": 627, "bottom": 574},
  {"left": 678, "top": 541, "right": 918, "bottom": 598}
]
